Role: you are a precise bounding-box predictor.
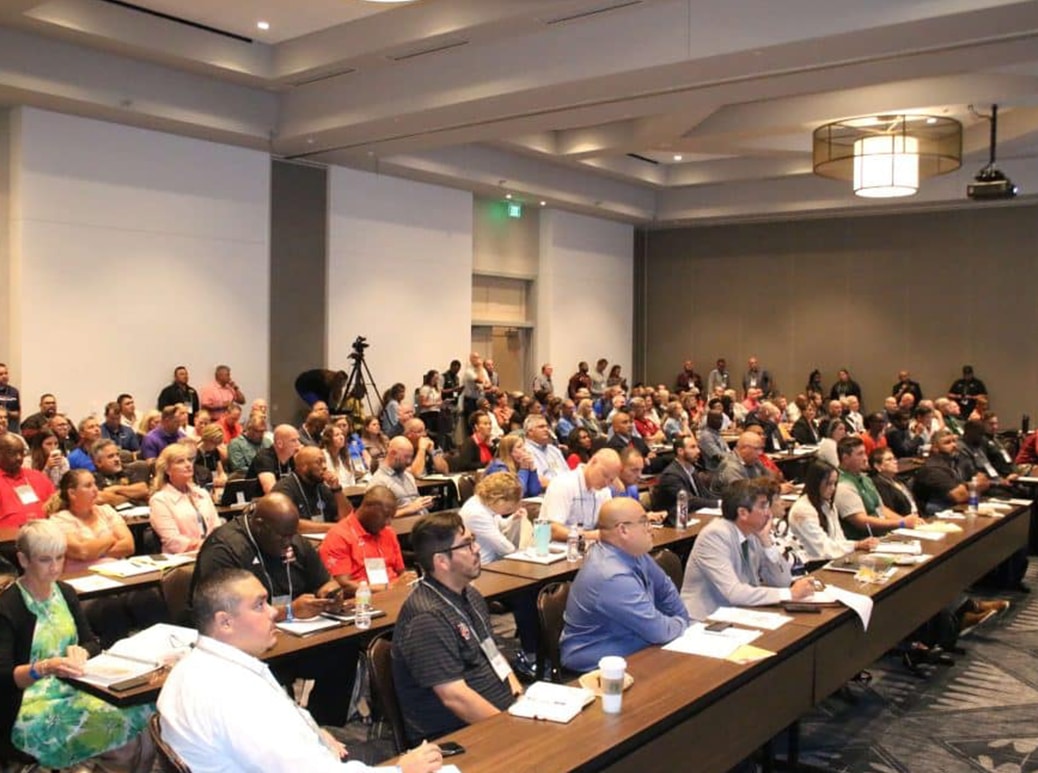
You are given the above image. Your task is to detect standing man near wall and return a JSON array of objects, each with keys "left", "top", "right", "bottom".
[
  {"left": 0, "top": 364, "right": 21, "bottom": 434},
  {"left": 157, "top": 366, "right": 200, "bottom": 424},
  {"left": 200, "top": 365, "right": 246, "bottom": 420}
]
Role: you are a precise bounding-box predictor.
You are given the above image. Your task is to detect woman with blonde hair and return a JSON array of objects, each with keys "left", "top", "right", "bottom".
[
  {"left": 135, "top": 409, "right": 161, "bottom": 442},
  {"left": 460, "top": 472, "right": 529, "bottom": 564},
  {"left": 148, "top": 443, "right": 220, "bottom": 553},
  {"left": 484, "top": 434, "right": 542, "bottom": 498}
]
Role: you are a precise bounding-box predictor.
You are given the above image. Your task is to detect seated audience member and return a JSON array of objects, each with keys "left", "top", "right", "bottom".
[
  {"left": 149, "top": 442, "right": 221, "bottom": 553},
  {"left": 48, "top": 414, "right": 76, "bottom": 455},
  {"left": 92, "top": 439, "right": 149, "bottom": 507},
  {"left": 843, "top": 394, "right": 865, "bottom": 433},
  {"left": 248, "top": 424, "right": 302, "bottom": 494},
  {"left": 654, "top": 436, "right": 719, "bottom": 526},
  {"left": 321, "top": 423, "right": 355, "bottom": 489},
  {"left": 26, "top": 428, "right": 69, "bottom": 488},
  {"left": 136, "top": 409, "right": 161, "bottom": 444},
  {"left": 868, "top": 447, "right": 920, "bottom": 516},
  {"left": 271, "top": 446, "right": 351, "bottom": 534},
  {"left": 66, "top": 416, "right": 102, "bottom": 472},
  {"left": 960, "top": 419, "right": 1021, "bottom": 490},
  {"left": 199, "top": 364, "right": 245, "bottom": 421},
  {"left": 0, "top": 521, "right": 153, "bottom": 770},
  {"left": 217, "top": 403, "right": 244, "bottom": 445},
  {"left": 661, "top": 401, "right": 689, "bottom": 442},
  {"left": 194, "top": 423, "right": 227, "bottom": 488},
  {"left": 576, "top": 398, "right": 603, "bottom": 437},
  {"left": 319, "top": 485, "right": 413, "bottom": 594},
  {"left": 361, "top": 415, "right": 390, "bottom": 471},
  {"left": 913, "top": 428, "right": 991, "bottom": 514},
  {"left": 541, "top": 448, "right": 621, "bottom": 541},
  {"left": 886, "top": 410, "right": 925, "bottom": 459},
  {"left": 140, "top": 405, "right": 186, "bottom": 461},
  {"left": 982, "top": 413, "right": 1024, "bottom": 477},
  {"left": 117, "top": 393, "right": 138, "bottom": 429},
  {"left": 698, "top": 408, "right": 733, "bottom": 472},
  {"left": 555, "top": 400, "right": 578, "bottom": 441},
  {"left": 883, "top": 396, "right": 899, "bottom": 422},
  {"left": 860, "top": 411, "right": 888, "bottom": 456},
  {"left": 18, "top": 393, "right": 59, "bottom": 439},
  {"left": 747, "top": 402, "right": 787, "bottom": 453},
  {"left": 227, "top": 413, "right": 270, "bottom": 473},
  {"left": 159, "top": 567, "right": 444, "bottom": 773},
  {"left": 835, "top": 436, "right": 919, "bottom": 538},
  {"left": 392, "top": 511, "right": 521, "bottom": 745},
  {"left": 613, "top": 448, "right": 659, "bottom": 509},
  {"left": 47, "top": 469, "right": 135, "bottom": 573},
  {"left": 491, "top": 392, "right": 514, "bottom": 434},
  {"left": 192, "top": 493, "right": 353, "bottom": 724},
  {"left": 561, "top": 498, "right": 690, "bottom": 672},
  {"left": 524, "top": 414, "right": 569, "bottom": 485},
  {"left": 606, "top": 410, "right": 664, "bottom": 473},
  {"left": 453, "top": 411, "right": 495, "bottom": 472},
  {"left": 714, "top": 432, "right": 769, "bottom": 491},
  {"left": 157, "top": 365, "right": 199, "bottom": 423},
  {"left": 100, "top": 401, "right": 139, "bottom": 454},
  {"left": 631, "top": 398, "right": 664, "bottom": 444},
  {"left": 298, "top": 410, "right": 328, "bottom": 449},
  {"left": 681, "top": 478, "right": 816, "bottom": 620},
  {"left": 791, "top": 401, "right": 821, "bottom": 445},
  {"left": 485, "top": 433, "right": 542, "bottom": 498},
  {"left": 380, "top": 383, "right": 407, "bottom": 437},
  {"left": 0, "top": 434, "right": 54, "bottom": 527},
  {"left": 191, "top": 408, "right": 213, "bottom": 438},
  {"left": 564, "top": 427, "right": 594, "bottom": 470},
  {"left": 402, "top": 418, "right": 449, "bottom": 477},
  {"left": 935, "top": 397, "right": 965, "bottom": 436},
  {"left": 817, "top": 418, "right": 850, "bottom": 468},
  {"left": 787, "top": 461, "right": 877, "bottom": 565},
  {"left": 370, "top": 437, "right": 436, "bottom": 516},
  {"left": 460, "top": 472, "right": 531, "bottom": 563}
]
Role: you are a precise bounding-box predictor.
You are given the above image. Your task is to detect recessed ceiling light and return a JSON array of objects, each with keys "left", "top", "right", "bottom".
[
  {"left": 926, "top": 117, "right": 938, "bottom": 124},
  {"left": 256, "top": 20, "right": 270, "bottom": 30},
  {"left": 540, "top": 201, "right": 546, "bottom": 207},
  {"left": 505, "top": 194, "right": 512, "bottom": 199},
  {"left": 673, "top": 154, "right": 683, "bottom": 161}
]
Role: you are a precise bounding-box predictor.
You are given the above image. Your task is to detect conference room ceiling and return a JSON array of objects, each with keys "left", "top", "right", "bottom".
[{"left": 2, "top": 0, "right": 1038, "bottom": 224}]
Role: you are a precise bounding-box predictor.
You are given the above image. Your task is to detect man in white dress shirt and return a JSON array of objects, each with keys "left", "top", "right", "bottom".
[
  {"left": 158, "top": 568, "right": 442, "bottom": 773},
  {"left": 541, "top": 449, "right": 621, "bottom": 541}
]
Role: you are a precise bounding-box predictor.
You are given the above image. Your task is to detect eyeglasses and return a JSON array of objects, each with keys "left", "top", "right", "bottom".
[{"left": 440, "top": 536, "right": 478, "bottom": 555}]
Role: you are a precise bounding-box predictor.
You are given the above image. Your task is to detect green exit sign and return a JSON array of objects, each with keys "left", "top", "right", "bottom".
[{"left": 507, "top": 201, "right": 522, "bottom": 218}]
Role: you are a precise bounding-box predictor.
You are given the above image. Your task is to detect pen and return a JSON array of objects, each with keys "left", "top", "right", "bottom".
[{"left": 865, "top": 520, "right": 873, "bottom": 538}]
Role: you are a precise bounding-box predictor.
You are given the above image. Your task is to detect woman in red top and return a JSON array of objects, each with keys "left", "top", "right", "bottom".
[{"left": 453, "top": 411, "right": 494, "bottom": 472}]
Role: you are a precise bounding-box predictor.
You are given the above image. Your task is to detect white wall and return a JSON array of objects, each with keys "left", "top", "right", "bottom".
[
  {"left": 327, "top": 167, "right": 473, "bottom": 404},
  {"left": 12, "top": 108, "right": 270, "bottom": 423},
  {"left": 537, "top": 209, "right": 633, "bottom": 383}
]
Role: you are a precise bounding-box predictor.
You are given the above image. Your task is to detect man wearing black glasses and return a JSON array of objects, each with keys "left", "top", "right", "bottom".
[{"left": 392, "top": 511, "right": 521, "bottom": 745}]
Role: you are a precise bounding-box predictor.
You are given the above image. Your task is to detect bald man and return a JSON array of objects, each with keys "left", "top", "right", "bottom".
[
  {"left": 541, "top": 448, "right": 622, "bottom": 541},
  {"left": 370, "top": 436, "right": 435, "bottom": 516},
  {"left": 248, "top": 424, "right": 302, "bottom": 494},
  {"left": 191, "top": 493, "right": 354, "bottom": 725},
  {"left": 560, "top": 498, "right": 689, "bottom": 672},
  {"left": 713, "top": 431, "right": 768, "bottom": 493},
  {"left": 272, "top": 446, "right": 352, "bottom": 533}
]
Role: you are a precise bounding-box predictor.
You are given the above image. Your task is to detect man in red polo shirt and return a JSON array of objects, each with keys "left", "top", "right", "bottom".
[
  {"left": 0, "top": 434, "right": 54, "bottom": 528},
  {"left": 319, "top": 485, "right": 415, "bottom": 594}
]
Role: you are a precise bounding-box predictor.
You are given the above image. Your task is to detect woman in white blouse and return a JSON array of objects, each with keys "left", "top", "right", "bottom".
[
  {"left": 320, "top": 424, "right": 355, "bottom": 490},
  {"left": 787, "top": 460, "right": 877, "bottom": 564},
  {"left": 459, "top": 472, "right": 530, "bottom": 564},
  {"left": 148, "top": 443, "right": 221, "bottom": 553}
]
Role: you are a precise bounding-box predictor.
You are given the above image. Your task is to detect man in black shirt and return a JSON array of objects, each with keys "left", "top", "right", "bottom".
[
  {"left": 912, "top": 429, "right": 990, "bottom": 514},
  {"left": 271, "top": 446, "right": 351, "bottom": 533},
  {"left": 157, "top": 366, "right": 200, "bottom": 423},
  {"left": 247, "top": 425, "right": 301, "bottom": 494},
  {"left": 192, "top": 493, "right": 353, "bottom": 724},
  {"left": 891, "top": 369, "right": 923, "bottom": 406},
  {"left": 948, "top": 365, "right": 988, "bottom": 418},
  {"left": 92, "top": 439, "right": 149, "bottom": 506},
  {"left": 392, "top": 511, "right": 519, "bottom": 744}
]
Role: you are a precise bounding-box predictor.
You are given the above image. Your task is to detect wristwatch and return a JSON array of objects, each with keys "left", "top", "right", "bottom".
[{"left": 28, "top": 660, "right": 43, "bottom": 681}]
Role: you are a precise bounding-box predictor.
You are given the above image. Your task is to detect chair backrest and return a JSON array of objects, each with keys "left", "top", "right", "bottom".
[
  {"left": 219, "top": 477, "right": 260, "bottom": 507},
  {"left": 457, "top": 473, "right": 477, "bottom": 504},
  {"left": 161, "top": 564, "right": 195, "bottom": 627},
  {"left": 150, "top": 712, "right": 191, "bottom": 773},
  {"left": 651, "top": 548, "right": 684, "bottom": 591},
  {"left": 366, "top": 632, "right": 408, "bottom": 754},
  {"left": 536, "top": 581, "right": 571, "bottom": 682}
]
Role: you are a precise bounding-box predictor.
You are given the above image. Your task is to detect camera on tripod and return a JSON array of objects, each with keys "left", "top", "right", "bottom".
[{"left": 349, "top": 336, "right": 369, "bottom": 359}]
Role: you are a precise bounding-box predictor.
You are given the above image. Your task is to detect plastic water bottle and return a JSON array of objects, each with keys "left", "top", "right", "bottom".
[
  {"left": 566, "top": 525, "right": 580, "bottom": 562},
  {"left": 354, "top": 581, "right": 372, "bottom": 630},
  {"left": 967, "top": 476, "right": 979, "bottom": 517},
  {"left": 349, "top": 435, "right": 367, "bottom": 478},
  {"left": 676, "top": 490, "right": 689, "bottom": 530}
]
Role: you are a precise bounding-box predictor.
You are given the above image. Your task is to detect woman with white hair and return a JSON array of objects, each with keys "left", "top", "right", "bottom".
[{"left": 0, "top": 520, "right": 153, "bottom": 769}]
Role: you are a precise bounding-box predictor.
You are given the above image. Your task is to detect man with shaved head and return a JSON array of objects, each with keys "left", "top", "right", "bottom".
[
  {"left": 403, "top": 417, "right": 450, "bottom": 477},
  {"left": 272, "top": 446, "right": 352, "bottom": 533},
  {"left": 320, "top": 485, "right": 415, "bottom": 595},
  {"left": 191, "top": 493, "right": 354, "bottom": 724},
  {"left": 541, "top": 448, "right": 622, "bottom": 541},
  {"left": 560, "top": 498, "right": 689, "bottom": 672},
  {"left": 248, "top": 424, "right": 302, "bottom": 494},
  {"left": 0, "top": 433, "right": 54, "bottom": 527},
  {"left": 370, "top": 436, "right": 435, "bottom": 516},
  {"left": 713, "top": 431, "right": 768, "bottom": 493}
]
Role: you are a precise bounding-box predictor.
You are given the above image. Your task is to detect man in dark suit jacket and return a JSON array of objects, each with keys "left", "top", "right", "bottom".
[
  {"left": 653, "top": 436, "right": 719, "bottom": 526},
  {"left": 605, "top": 411, "right": 667, "bottom": 473}
]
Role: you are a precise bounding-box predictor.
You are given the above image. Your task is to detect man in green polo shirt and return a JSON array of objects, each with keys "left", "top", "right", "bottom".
[{"left": 834, "top": 436, "right": 921, "bottom": 540}]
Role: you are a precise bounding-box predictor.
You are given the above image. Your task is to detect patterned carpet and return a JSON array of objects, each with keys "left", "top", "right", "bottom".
[{"left": 793, "top": 560, "right": 1038, "bottom": 773}]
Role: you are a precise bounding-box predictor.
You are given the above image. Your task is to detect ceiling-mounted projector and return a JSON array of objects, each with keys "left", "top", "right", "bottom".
[{"left": 967, "top": 103, "right": 1019, "bottom": 201}]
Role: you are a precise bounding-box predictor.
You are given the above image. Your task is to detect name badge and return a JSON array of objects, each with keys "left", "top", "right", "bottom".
[
  {"left": 364, "top": 557, "right": 389, "bottom": 586},
  {"left": 480, "top": 637, "right": 513, "bottom": 681},
  {"left": 15, "top": 485, "right": 39, "bottom": 505},
  {"left": 1001, "top": 448, "right": 1012, "bottom": 463},
  {"left": 984, "top": 460, "right": 998, "bottom": 477}
]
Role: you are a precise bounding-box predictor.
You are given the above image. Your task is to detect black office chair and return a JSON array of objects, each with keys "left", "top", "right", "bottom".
[
  {"left": 219, "top": 477, "right": 260, "bottom": 507},
  {"left": 366, "top": 632, "right": 409, "bottom": 754},
  {"left": 457, "top": 473, "right": 477, "bottom": 505},
  {"left": 650, "top": 548, "right": 684, "bottom": 590},
  {"left": 150, "top": 712, "right": 191, "bottom": 773},
  {"left": 536, "top": 581, "right": 574, "bottom": 683},
  {"left": 161, "top": 564, "right": 195, "bottom": 627}
]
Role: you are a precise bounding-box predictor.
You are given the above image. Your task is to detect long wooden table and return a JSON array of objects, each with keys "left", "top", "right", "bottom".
[{"left": 427, "top": 504, "right": 1029, "bottom": 772}]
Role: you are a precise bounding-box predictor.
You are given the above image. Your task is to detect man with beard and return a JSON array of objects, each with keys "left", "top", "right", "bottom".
[
  {"left": 370, "top": 437, "right": 435, "bottom": 516},
  {"left": 271, "top": 446, "right": 351, "bottom": 533}
]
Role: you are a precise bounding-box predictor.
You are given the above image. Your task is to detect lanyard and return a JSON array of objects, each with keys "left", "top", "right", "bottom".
[
  {"left": 243, "top": 516, "right": 293, "bottom": 600},
  {"left": 419, "top": 579, "right": 490, "bottom": 641}
]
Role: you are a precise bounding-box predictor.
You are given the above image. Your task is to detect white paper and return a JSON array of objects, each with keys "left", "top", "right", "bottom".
[
  {"left": 871, "top": 540, "right": 921, "bottom": 555},
  {"left": 503, "top": 545, "right": 568, "bottom": 564},
  {"left": 1009, "top": 498, "right": 1033, "bottom": 506},
  {"left": 78, "top": 652, "right": 158, "bottom": 688},
  {"left": 694, "top": 507, "right": 723, "bottom": 516},
  {"left": 825, "top": 585, "right": 874, "bottom": 631},
  {"left": 275, "top": 616, "right": 342, "bottom": 636},
  {"left": 115, "top": 505, "right": 150, "bottom": 518},
  {"left": 1015, "top": 476, "right": 1038, "bottom": 484},
  {"left": 707, "top": 607, "right": 793, "bottom": 630},
  {"left": 663, "top": 623, "right": 762, "bottom": 658},
  {"left": 65, "top": 574, "right": 123, "bottom": 593},
  {"left": 935, "top": 511, "right": 966, "bottom": 520},
  {"left": 110, "top": 623, "right": 198, "bottom": 664},
  {"left": 89, "top": 558, "right": 163, "bottom": 577},
  {"left": 507, "top": 681, "right": 595, "bottom": 723},
  {"left": 800, "top": 589, "right": 839, "bottom": 604},
  {"left": 891, "top": 528, "right": 945, "bottom": 541}
]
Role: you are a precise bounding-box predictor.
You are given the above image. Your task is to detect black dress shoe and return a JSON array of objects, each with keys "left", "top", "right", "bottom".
[{"left": 926, "top": 646, "right": 955, "bottom": 666}]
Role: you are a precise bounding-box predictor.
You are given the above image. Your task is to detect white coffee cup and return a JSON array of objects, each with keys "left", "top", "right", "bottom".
[{"left": 598, "top": 655, "right": 627, "bottom": 714}]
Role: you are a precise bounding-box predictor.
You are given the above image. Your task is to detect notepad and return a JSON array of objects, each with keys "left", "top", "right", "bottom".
[
  {"left": 508, "top": 681, "right": 595, "bottom": 723},
  {"left": 78, "top": 652, "right": 159, "bottom": 688},
  {"left": 891, "top": 528, "right": 945, "bottom": 541},
  {"left": 504, "top": 546, "right": 569, "bottom": 564},
  {"left": 663, "top": 623, "right": 762, "bottom": 658},
  {"left": 694, "top": 507, "right": 723, "bottom": 516},
  {"left": 707, "top": 607, "right": 792, "bottom": 630},
  {"left": 65, "top": 574, "right": 123, "bottom": 593},
  {"left": 276, "top": 616, "right": 343, "bottom": 637},
  {"left": 109, "top": 623, "right": 198, "bottom": 664}
]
